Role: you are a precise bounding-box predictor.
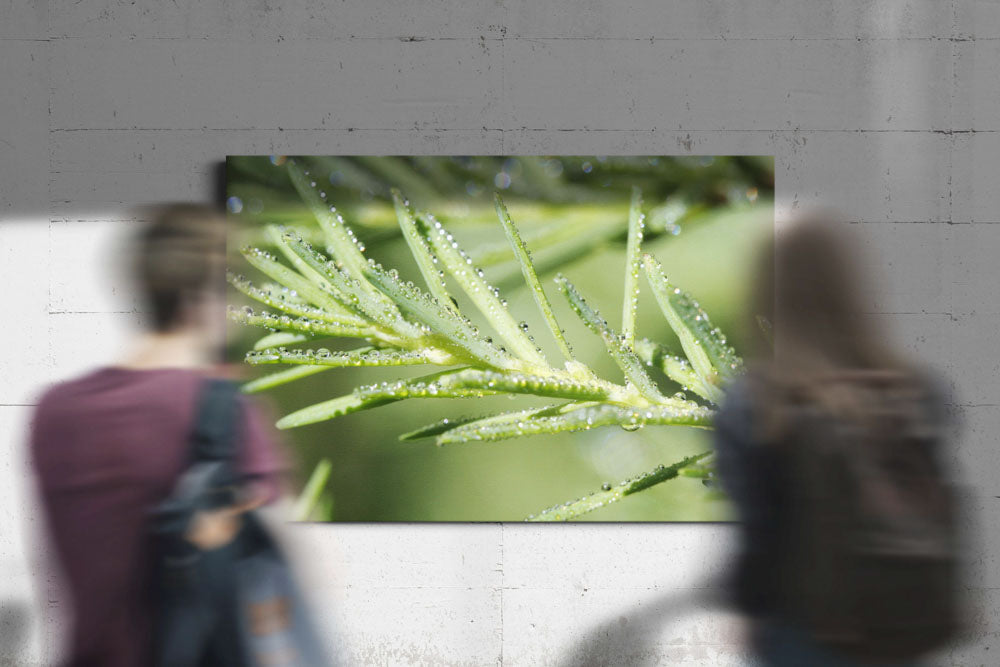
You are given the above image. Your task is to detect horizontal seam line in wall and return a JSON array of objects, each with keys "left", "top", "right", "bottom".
[
  {"left": 863, "top": 313, "right": 955, "bottom": 319},
  {"left": 48, "top": 310, "right": 140, "bottom": 315},
  {"left": 37, "top": 36, "right": 999, "bottom": 42},
  {"left": 844, "top": 224, "right": 984, "bottom": 225},
  {"left": 861, "top": 311, "right": 954, "bottom": 317},
  {"left": 47, "top": 128, "right": 997, "bottom": 133}
]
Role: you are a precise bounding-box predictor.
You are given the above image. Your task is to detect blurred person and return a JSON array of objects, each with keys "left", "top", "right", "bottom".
[
  {"left": 714, "top": 214, "right": 963, "bottom": 666},
  {"left": 30, "top": 204, "right": 290, "bottom": 666}
]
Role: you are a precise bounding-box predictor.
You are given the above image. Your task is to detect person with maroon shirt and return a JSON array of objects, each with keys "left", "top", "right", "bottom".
[{"left": 30, "top": 204, "right": 287, "bottom": 666}]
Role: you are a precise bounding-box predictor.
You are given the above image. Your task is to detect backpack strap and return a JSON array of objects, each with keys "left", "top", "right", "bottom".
[
  {"left": 183, "top": 378, "right": 244, "bottom": 510},
  {"left": 149, "top": 379, "right": 244, "bottom": 542},
  {"left": 190, "top": 378, "right": 242, "bottom": 465}
]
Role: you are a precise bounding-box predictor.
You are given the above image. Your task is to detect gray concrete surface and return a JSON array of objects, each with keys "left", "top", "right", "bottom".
[{"left": 1, "top": 1, "right": 998, "bottom": 664}]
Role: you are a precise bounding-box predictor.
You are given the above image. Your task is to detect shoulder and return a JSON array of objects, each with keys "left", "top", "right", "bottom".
[
  {"left": 32, "top": 370, "right": 102, "bottom": 419},
  {"left": 29, "top": 371, "right": 110, "bottom": 464}
]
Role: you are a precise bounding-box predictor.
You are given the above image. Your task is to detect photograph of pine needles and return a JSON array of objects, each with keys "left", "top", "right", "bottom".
[{"left": 226, "top": 155, "right": 773, "bottom": 521}]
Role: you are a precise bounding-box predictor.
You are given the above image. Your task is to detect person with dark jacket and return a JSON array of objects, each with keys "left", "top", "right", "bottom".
[{"left": 714, "top": 215, "right": 959, "bottom": 666}]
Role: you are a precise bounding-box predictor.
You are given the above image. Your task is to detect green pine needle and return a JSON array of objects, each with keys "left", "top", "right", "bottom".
[
  {"left": 392, "top": 189, "right": 455, "bottom": 311},
  {"left": 293, "top": 459, "right": 333, "bottom": 521},
  {"left": 621, "top": 186, "right": 644, "bottom": 347},
  {"left": 554, "top": 274, "right": 665, "bottom": 404},
  {"left": 494, "top": 193, "right": 576, "bottom": 364},
  {"left": 420, "top": 211, "right": 547, "bottom": 366},
  {"left": 526, "top": 451, "right": 712, "bottom": 521},
  {"left": 242, "top": 364, "right": 332, "bottom": 394}
]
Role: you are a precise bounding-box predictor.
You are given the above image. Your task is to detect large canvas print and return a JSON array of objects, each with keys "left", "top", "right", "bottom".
[{"left": 226, "top": 156, "right": 773, "bottom": 521}]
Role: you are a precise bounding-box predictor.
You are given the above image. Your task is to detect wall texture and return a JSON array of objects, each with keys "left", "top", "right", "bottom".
[{"left": 2, "top": 1, "right": 998, "bottom": 664}]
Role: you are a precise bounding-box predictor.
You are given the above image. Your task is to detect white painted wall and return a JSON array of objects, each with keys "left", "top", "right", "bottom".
[{"left": 2, "top": 1, "right": 998, "bottom": 664}]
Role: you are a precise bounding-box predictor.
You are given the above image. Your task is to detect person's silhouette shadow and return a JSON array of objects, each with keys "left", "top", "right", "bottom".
[
  {"left": 557, "top": 576, "right": 745, "bottom": 667},
  {"left": 0, "top": 600, "right": 29, "bottom": 664}
]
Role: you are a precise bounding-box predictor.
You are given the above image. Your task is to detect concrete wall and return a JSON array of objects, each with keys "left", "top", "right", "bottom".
[{"left": 2, "top": 1, "right": 998, "bottom": 664}]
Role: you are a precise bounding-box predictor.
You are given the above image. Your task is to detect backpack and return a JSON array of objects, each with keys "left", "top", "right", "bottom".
[
  {"left": 777, "top": 371, "right": 961, "bottom": 661},
  {"left": 148, "top": 378, "right": 330, "bottom": 666}
]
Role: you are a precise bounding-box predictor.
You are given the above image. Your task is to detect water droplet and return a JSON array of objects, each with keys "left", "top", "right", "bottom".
[{"left": 601, "top": 483, "right": 611, "bottom": 491}]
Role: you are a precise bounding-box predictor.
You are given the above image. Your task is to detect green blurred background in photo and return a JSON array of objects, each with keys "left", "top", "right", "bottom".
[{"left": 226, "top": 155, "right": 774, "bottom": 522}]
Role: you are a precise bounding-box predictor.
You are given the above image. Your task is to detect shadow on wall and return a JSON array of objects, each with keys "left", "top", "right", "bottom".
[
  {"left": 558, "top": 579, "right": 738, "bottom": 667},
  {"left": 0, "top": 600, "right": 29, "bottom": 665}
]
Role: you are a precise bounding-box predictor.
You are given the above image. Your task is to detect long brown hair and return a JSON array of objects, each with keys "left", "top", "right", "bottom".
[{"left": 748, "top": 213, "right": 920, "bottom": 440}]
